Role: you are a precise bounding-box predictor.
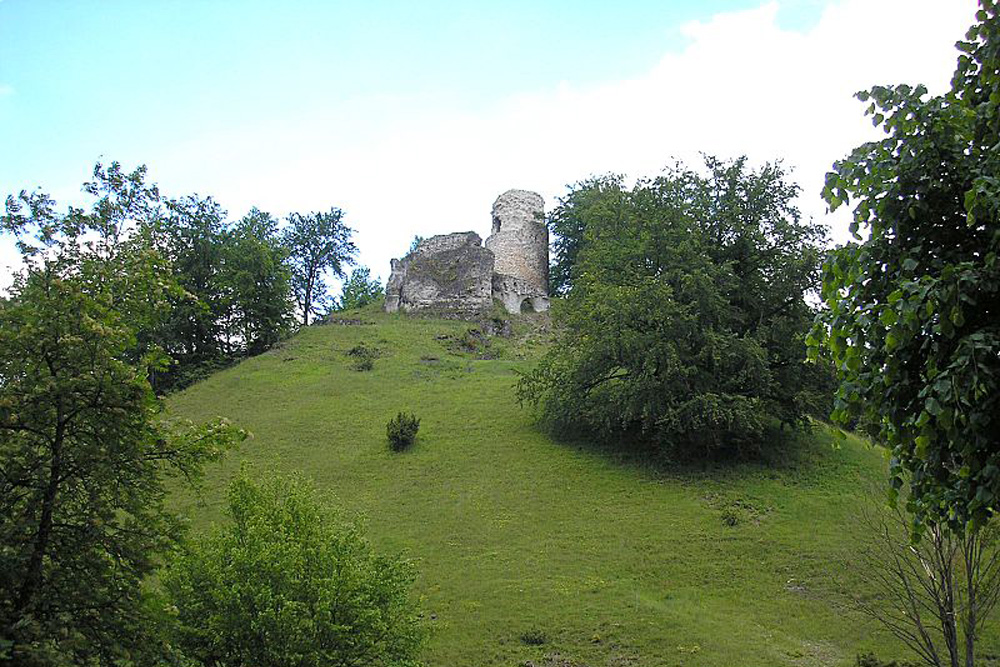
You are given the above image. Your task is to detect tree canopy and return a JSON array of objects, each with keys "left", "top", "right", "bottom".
[
  {"left": 282, "top": 208, "right": 357, "bottom": 326},
  {"left": 520, "top": 156, "right": 829, "bottom": 458},
  {"left": 336, "top": 266, "right": 384, "bottom": 312},
  {"left": 152, "top": 194, "right": 230, "bottom": 371},
  {"left": 0, "top": 161, "right": 414, "bottom": 665},
  {"left": 811, "top": 2, "right": 1000, "bottom": 532},
  {"left": 164, "top": 472, "right": 424, "bottom": 667},
  {"left": 144, "top": 198, "right": 295, "bottom": 391},
  {"left": 221, "top": 208, "right": 293, "bottom": 355},
  {"left": 0, "top": 163, "right": 244, "bottom": 665}
]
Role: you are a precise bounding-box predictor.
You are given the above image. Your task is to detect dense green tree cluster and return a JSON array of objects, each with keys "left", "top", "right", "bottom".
[
  {"left": 7, "top": 2, "right": 1000, "bottom": 658},
  {"left": 812, "top": 2, "right": 1000, "bottom": 532},
  {"left": 0, "top": 166, "right": 246, "bottom": 665},
  {"left": 223, "top": 209, "right": 295, "bottom": 355},
  {"left": 147, "top": 199, "right": 361, "bottom": 389},
  {"left": 520, "top": 157, "right": 831, "bottom": 458},
  {"left": 0, "top": 163, "right": 420, "bottom": 666},
  {"left": 2, "top": 162, "right": 365, "bottom": 392},
  {"left": 144, "top": 196, "right": 296, "bottom": 390}
]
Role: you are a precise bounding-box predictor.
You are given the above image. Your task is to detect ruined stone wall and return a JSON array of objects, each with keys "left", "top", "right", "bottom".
[
  {"left": 384, "top": 189, "right": 551, "bottom": 316},
  {"left": 484, "top": 189, "right": 548, "bottom": 296},
  {"left": 384, "top": 232, "right": 495, "bottom": 314},
  {"left": 492, "top": 273, "right": 549, "bottom": 314}
]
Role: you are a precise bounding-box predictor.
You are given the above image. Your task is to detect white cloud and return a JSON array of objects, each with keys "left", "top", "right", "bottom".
[
  {"left": 0, "top": 0, "right": 980, "bottom": 290},
  {"left": 0, "top": 84, "right": 14, "bottom": 96},
  {"left": 193, "top": 0, "right": 974, "bottom": 282}
]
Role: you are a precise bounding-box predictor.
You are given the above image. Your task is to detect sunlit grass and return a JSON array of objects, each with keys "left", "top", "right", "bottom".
[{"left": 167, "top": 306, "right": 998, "bottom": 666}]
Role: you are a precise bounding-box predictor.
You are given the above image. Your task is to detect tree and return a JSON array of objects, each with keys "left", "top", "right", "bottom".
[
  {"left": 547, "top": 175, "right": 626, "bottom": 295},
  {"left": 811, "top": 2, "right": 1000, "bottom": 531},
  {"left": 0, "top": 164, "right": 244, "bottom": 666},
  {"left": 154, "top": 194, "right": 230, "bottom": 364},
  {"left": 336, "top": 266, "right": 384, "bottom": 312},
  {"left": 282, "top": 208, "right": 357, "bottom": 326},
  {"left": 142, "top": 199, "right": 294, "bottom": 391},
  {"left": 221, "top": 208, "right": 293, "bottom": 355},
  {"left": 518, "top": 157, "right": 828, "bottom": 458},
  {"left": 163, "top": 471, "right": 424, "bottom": 667},
  {"left": 851, "top": 498, "right": 1000, "bottom": 667}
]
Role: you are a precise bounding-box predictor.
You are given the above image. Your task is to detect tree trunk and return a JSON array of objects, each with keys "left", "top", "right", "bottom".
[
  {"left": 14, "top": 418, "right": 64, "bottom": 616},
  {"left": 303, "top": 274, "right": 314, "bottom": 326},
  {"left": 964, "top": 532, "right": 978, "bottom": 667}
]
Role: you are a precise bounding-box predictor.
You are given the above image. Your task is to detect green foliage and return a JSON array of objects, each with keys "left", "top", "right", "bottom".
[
  {"left": 9, "top": 163, "right": 294, "bottom": 395},
  {"left": 151, "top": 194, "right": 230, "bottom": 375},
  {"left": 346, "top": 341, "right": 380, "bottom": 371},
  {"left": 811, "top": 3, "right": 1000, "bottom": 531},
  {"left": 856, "top": 653, "right": 917, "bottom": 667},
  {"left": 163, "top": 471, "right": 424, "bottom": 667},
  {"left": 148, "top": 199, "right": 294, "bottom": 391},
  {"left": 443, "top": 326, "right": 501, "bottom": 359},
  {"left": 353, "top": 357, "right": 375, "bottom": 372},
  {"left": 387, "top": 412, "right": 420, "bottom": 451},
  {"left": 167, "top": 313, "right": 966, "bottom": 665},
  {"left": 222, "top": 208, "right": 294, "bottom": 356},
  {"left": 337, "top": 266, "right": 384, "bottom": 312},
  {"left": 520, "top": 156, "right": 828, "bottom": 458},
  {"left": 519, "top": 629, "right": 547, "bottom": 646},
  {"left": 717, "top": 499, "right": 767, "bottom": 527},
  {"left": 547, "top": 174, "right": 626, "bottom": 295},
  {"left": 282, "top": 208, "right": 357, "bottom": 326},
  {"left": 850, "top": 497, "right": 1000, "bottom": 667},
  {"left": 0, "top": 164, "right": 245, "bottom": 665}
]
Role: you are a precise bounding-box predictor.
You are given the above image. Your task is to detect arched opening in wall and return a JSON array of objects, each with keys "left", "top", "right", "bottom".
[
  {"left": 520, "top": 299, "right": 535, "bottom": 314},
  {"left": 492, "top": 216, "right": 502, "bottom": 234},
  {"left": 529, "top": 297, "right": 549, "bottom": 313}
]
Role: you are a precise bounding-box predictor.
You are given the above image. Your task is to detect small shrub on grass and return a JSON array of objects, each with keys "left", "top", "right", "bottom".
[
  {"left": 855, "top": 653, "right": 917, "bottom": 667},
  {"left": 519, "top": 629, "right": 547, "bottom": 646},
  {"left": 456, "top": 328, "right": 487, "bottom": 354},
  {"left": 720, "top": 506, "right": 742, "bottom": 527},
  {"left": 352, "top": 356, "right": 375, "bottom": 371},
  {"left": 442, "top": 327, "right": 505, "bottom": 359},
  {"left": 719, "top": 499, "right": 766, "bottom": 527},
  {"left": 387, "top": 412, "right": 420, "bottom": 451},
  {"left": 346, "top": 341, "right": 379, "bottom": 371}
]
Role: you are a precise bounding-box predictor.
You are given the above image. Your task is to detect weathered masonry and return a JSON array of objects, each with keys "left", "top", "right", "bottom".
[{"left": 384, "top": 189, "right": 549, "bottom": 315}]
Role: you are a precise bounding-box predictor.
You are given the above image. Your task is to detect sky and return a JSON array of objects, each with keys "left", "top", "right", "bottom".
[{"left": 0, "top": 0, "right": 981, "bottom": 290}]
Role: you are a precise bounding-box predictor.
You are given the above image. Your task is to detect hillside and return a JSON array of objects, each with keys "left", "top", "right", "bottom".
[{"left": 166, "top": 308, "right": 993, "bottom": 667}]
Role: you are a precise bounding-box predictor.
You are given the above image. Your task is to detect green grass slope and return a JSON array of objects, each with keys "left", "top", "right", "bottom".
[{"left": 167, "top": 309, "right": 994, "bottom": 667}]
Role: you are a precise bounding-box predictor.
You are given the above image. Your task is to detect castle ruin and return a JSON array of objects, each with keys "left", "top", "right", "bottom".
[{"left": 384, "top": 189, "right": 549, "bottom": 315}]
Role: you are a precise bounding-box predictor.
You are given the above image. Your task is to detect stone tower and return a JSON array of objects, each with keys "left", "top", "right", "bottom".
[{"left": 485, "top": 189, "right": 549, "bottom": 313}]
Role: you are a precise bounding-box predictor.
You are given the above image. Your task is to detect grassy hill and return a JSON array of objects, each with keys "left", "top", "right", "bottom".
[{"left": 166, "top": 308, "right": 995, "bottom": 667}]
